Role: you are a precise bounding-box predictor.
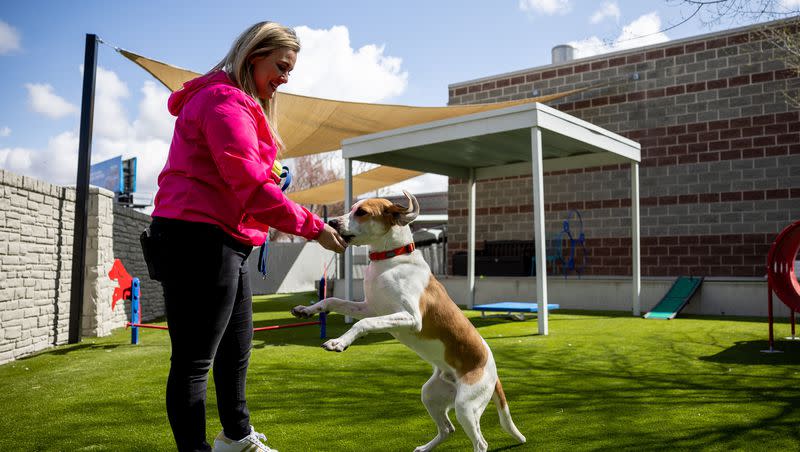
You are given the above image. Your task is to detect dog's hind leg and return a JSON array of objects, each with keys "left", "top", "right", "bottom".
[
  {"left": 454, "top": 382, "right": 493, "bottom": 452},
  {"left": 415, "top": 369, "right": 456, "bottom": 452}
]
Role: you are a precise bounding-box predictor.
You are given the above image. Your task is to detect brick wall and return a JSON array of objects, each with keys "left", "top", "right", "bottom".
[{"left": 447, "top": 20, "right": 800, "bottom": 277}]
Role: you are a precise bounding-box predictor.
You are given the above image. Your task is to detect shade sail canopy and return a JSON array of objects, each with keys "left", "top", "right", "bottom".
[
  {"left": 119, "top": 49, "right": 590, "bottom": 205},
  {"left": 120, "top": 49, "right": 588, "bottom": 158},
  {"left": 286, "top": 166, "right": 422, "bottom": 205}
]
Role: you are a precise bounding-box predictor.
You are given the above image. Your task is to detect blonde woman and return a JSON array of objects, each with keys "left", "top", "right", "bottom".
[{"left": 143, "top": 22, "right": 346, "bottom": 452}]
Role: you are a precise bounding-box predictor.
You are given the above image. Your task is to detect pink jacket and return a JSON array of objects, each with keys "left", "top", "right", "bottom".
[{"left": 152, "top": 71, "right": 324, "bottom": 246}]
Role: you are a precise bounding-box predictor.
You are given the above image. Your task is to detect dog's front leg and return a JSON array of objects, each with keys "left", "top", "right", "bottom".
[
  {"left": 322, "top": 311, "right": 419, "bottom": 352},
  {"left": 291, "top": 297, "right": 373, "bottom": 320}
]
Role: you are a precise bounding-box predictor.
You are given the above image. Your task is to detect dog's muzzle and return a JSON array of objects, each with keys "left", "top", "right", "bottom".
[{"left": 327, "top": 219, "right": 355, "bottom": 242}]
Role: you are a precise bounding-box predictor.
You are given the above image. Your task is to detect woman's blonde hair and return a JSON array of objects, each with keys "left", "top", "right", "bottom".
[{"left": 210, "top": 21, "right": 300, "bottom": 151}]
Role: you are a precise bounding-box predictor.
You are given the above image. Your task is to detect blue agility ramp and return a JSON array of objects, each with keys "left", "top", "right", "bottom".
[
  {"left": 644, "top": 276, "right": 704, "bottom": 320},
  {"left": 472, "top": 302, "right": 560, "bottom": 320}
]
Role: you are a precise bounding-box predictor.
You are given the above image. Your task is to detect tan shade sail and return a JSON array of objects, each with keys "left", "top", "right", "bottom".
[
  {"left": 286, "top": 166, "right": 423, "bottom": 205},
  {"left": 120, "top": 49, "right": 587, "bottom": 158},
  {"left": 119, "top": 48, "right": 588, "bottom": 205}
]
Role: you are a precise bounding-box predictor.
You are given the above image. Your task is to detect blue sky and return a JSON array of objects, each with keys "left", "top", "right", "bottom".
[{"left": 0, "top": 0, "right": 791, "bottom": 200}]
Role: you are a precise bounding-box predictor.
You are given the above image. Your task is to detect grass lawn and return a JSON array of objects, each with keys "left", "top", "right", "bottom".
[{"left": 1, "top": 292, "right": 799, "bottom": 451}]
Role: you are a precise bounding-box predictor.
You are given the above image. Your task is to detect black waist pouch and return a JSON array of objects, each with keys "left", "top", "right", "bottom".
[{"left": 140, "top": 226, "right": 162, "bottom": 281}]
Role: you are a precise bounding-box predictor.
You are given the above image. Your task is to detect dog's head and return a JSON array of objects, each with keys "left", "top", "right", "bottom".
[{"left": 328, "top": 190, "right": 419, "bottom": 246}]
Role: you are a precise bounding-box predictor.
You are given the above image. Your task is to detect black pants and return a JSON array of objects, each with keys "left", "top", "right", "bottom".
[{"left": 146, "top": 217, "right": 254, "bottom": 452}]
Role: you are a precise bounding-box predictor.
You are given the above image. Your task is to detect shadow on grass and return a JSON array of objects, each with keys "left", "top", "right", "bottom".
[
  {"left": 252, "top": 292, "right": 318, "bottom": 314},
  {"left": 19, "top": 342, "right": 128, "bottom": 359},
  {"left": 251, "top": 313, "right": 397, "bottom": 350},
  {"left": 699, "top": 340, "right": 800, "bottom": 365},
  {"left": 489, "top": 443, "right": 527, "bottom": 452}
]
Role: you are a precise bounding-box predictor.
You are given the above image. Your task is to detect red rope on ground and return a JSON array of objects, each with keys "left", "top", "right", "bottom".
[
  {"left": 126, "top": 321, "right": 321, "bottom": 332},
  {"left": 126, "top": 322, "right": 169, "bottom": 330},
  {"left": 253, "top": 321, "right": 320, "bottom": 332}
]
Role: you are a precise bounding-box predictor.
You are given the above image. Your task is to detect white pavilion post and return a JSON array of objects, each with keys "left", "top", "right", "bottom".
[
  {"left": 531, "top": 127, "right": 549, "bottom": 335},
  {"left": 631, "top": 161, "right": 641, "bottom": 316},
  {"left": 344, "top": 158, "right": 354, "bottom": 323},
  {"left": 467, "top": 168, "right": 476, "bottom": 308}
]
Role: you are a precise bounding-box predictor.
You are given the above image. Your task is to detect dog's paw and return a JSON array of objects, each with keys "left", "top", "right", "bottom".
[
  {"left": 322, "top": 338, "right": 348, "bottom": 352},
  {"left": 291, "top": 305, "right": 315, "bottom": 319}
]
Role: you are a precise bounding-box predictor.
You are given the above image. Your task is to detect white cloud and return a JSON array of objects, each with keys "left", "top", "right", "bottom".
[
  {"left": 0, "top": 131, "right": 78, "bottom": 185},
  {"left": 0, "top": 20, "right": 21, "bottom": 55},
  {"left": 590, "top": 1, "right": 621, "bottom": 24},
  {"left": 25, "top": 83, "right": 79, "bottom": 119},
  {"left": 0, "top": 126, "right": 10, "bottom": 137},
  {"left": 378, "top": 173, "right": 448, "bottom": 197},
  {"left": 3, "top": 33, "right": 436, "bottom": 207},
  {"left": 132, "top": 81, "right": 173, "bottom": 142},
  {"left": 519, "top": 0, "right": 571, "bottom": 15},
  {"left": 89, "top": 73, "right": 173, "bottom": 199},
  {"left": 5, "top": 68, "right": 174, "bottom": 201},
  {"left": 779, "top": 0, "right": 800, "bottom": 10},
  {"left": 92, "top": 66, "right": 131, "bottom": 139},
  {"left": 287, "top": 25, "right": 407, "bottom": 102},
  {"left": 570, "top": 12, "right": 669, "bottom": 59},
  {"left": 0, "top": 147, "right": 33, "bottom": 173}
]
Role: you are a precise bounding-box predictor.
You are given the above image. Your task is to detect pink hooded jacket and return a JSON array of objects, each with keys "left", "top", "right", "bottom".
[{"left": 152, "top": 71, "right": 324, "bottom": 246}]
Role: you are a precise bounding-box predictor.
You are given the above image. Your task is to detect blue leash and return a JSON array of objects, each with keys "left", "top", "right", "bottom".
[{"left": 258, "top": 166, "right": 291, "bottom": 278}]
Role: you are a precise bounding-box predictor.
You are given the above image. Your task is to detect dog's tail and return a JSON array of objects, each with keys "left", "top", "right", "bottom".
[{"left": 492, "top": 378, "right": 526, "bottom": 443}]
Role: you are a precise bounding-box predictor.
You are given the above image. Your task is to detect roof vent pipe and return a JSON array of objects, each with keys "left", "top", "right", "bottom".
[{"left": 552, "top": 45, "right": 575, "bottom": 64}]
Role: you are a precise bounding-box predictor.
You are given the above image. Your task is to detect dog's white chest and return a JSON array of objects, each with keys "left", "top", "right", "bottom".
[
  {"left": 363, "top": 256, "right": 428, "bottom": 314},
  {"left": 363, "top": 255, "right": 456, "bottom": 371}
]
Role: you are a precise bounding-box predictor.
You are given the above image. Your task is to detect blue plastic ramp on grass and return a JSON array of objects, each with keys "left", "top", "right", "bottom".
[
  {"left": 644, "top": 276, "right": 704, "bottom": 320},
  {"left": 472, "top": 302, "right": 560, "bottom": 316}
]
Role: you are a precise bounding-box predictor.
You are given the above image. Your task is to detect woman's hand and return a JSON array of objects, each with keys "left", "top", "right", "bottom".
[{"left": 316, "top": 223, "right": 347, "bottom": 253}]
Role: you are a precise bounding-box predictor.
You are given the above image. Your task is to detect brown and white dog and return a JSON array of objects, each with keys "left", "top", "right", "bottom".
[{"left": 291, "top": 191, "right": 526, "bottom": 452}]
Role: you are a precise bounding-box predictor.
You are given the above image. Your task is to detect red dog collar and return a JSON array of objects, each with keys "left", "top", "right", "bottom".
[{"left": 369, "top": 243, "right": 416, "bottom": 261}]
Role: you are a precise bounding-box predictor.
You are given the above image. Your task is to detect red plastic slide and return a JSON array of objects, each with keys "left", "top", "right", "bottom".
[{"left": 765, "top": 220, "right": 800, "bottom": 350}]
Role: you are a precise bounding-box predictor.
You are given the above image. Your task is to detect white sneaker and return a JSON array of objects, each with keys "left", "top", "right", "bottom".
[{"left": 213, "top": 425, "right": 277, "bottom": 452}]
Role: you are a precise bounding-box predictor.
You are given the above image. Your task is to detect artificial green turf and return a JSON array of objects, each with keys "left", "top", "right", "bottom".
[{"left": 1, "top": 292, "right": 799, "bottom": 451}]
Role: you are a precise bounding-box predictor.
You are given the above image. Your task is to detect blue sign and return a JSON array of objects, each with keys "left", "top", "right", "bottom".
[{"left": 90, "top": 156, "right": 123, "bottom": 193}]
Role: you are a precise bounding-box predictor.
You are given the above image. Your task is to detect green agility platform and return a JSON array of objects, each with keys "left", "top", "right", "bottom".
[{"left": 644, "top": 276, "right": 704, "bottom": 320}]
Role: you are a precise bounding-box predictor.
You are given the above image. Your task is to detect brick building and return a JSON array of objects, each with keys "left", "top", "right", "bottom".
[{"left": 446, "top": 18, "right": 799, "bottom": 278}]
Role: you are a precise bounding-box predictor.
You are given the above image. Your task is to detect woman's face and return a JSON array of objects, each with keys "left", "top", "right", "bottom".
[{"left": 250, "top": 47, "right": 297, "bottom": 100}]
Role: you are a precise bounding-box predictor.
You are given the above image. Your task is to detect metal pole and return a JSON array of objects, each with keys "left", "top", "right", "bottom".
[
  {"left": 530, "top": 127, "right": 549, "bottom": 336},
  {"left": 68, "top": 34, "right": 98, "bottom": 344},
  {"left": 344, "top": 158, "right": 353, "bottom": 323},
  {"left": 467, "top": 169, "right": 476, "bottom": 308},
  {"left": 768, "top": 284, "right": 775, "bottom": 351},
  {"left": 131, "top": 278, "right": 140, "bottom": 345},
  {"left": 631, "top": 162, "right": 641, "bottom": 316}
]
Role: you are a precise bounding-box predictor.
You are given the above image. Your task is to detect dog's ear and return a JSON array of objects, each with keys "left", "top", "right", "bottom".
[{"left": 386, "top": 191, "right": 419, "bottom": 226}]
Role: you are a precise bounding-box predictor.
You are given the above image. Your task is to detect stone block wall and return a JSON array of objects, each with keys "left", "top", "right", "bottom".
[
  {"left": 0, "top": 169, "right": 164, "bottom": 364},
  {"left": 447, "top": 19, "right": 800, "bottom": 277},
  {"left": 1, "top": 170, "right": 75, "bottom": 363},
  {"left": 81, "top": 187, "right": 122, "bottom": 337}
]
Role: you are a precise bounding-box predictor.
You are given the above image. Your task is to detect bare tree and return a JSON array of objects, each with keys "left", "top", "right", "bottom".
[
  {"left": 271, "top": 151, "right": 342, "bottom": 242},
  {"left": 669, "top": 0, "right": 800, "bottom": 106},
  {"left": 760, "top": 18, "right": 800, "bottom": 107},
  {"left": 271, "top": 151, "right": 386, "bottom": 242}
]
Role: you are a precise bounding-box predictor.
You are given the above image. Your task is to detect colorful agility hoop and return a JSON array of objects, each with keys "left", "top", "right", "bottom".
[{"left": 763, "top": 219, "right": 800, "bottom": 353}]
